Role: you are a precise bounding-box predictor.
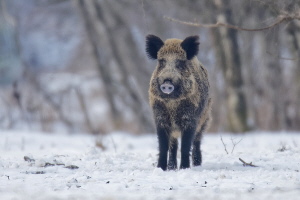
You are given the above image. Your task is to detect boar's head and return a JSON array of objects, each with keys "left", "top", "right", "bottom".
[{"left": 146, "top": 35, "right": 200, "bottom": 100}]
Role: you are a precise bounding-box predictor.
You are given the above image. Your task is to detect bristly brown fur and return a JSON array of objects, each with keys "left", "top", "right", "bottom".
[{"left": 146, "top": 35, "right": 211, "bottom": 170}]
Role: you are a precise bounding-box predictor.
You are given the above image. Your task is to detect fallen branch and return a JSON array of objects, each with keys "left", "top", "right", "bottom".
[
  {"left": 64, "top": 165, "right": 79, "bottom": 170},
  {"left": 239, "top": 158, "right": 258, "bottom": 167},
  {"left": 25, "top": 171, "right": 45, "bottom": 174},
  {"left": 24, "top": 156, "right": 78, "bottom": 169}
]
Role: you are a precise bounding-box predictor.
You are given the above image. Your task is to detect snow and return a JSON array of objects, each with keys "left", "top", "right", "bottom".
[{"left": 1, "top": 130, "right": 300, "bottom": 200}]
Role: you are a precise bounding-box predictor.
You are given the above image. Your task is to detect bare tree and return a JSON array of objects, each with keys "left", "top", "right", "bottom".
[
  {"left": 287, "top": 20, "right": 300, "bottom": 129},
  {"left": 164, "top": 0, "right": 300, "bottom": 132},
  {"left": 76, "top": 0, "right": 154, "bottom": 133},
  {"left": 2, "top": 0, "right": 300, "bottom": 133},
  {"left": 206, "top": 0, "right": 248, "bottom": 132}
]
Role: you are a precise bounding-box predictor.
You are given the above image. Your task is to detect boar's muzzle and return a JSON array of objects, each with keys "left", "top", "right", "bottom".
[{"left": 160, "top": 81, "right": 174, "bottom": 94}]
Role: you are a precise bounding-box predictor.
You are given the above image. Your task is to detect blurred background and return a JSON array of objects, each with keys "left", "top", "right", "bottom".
[{"left": 0, "top": 0, "right": 299, "bottom": 134}]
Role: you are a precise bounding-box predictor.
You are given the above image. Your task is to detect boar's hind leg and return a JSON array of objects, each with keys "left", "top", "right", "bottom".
[
  {"left": 157, "top": 127, "right": 169, "bottom": 171},
  {"left": 168, "top": 138, "right": 178, "bottom": 170},
  {"left": 193, "top": 119, "right": 209, "bottom": 166},
  {"left": 192, "top": 138, "right": 202, "bottom": 166}
]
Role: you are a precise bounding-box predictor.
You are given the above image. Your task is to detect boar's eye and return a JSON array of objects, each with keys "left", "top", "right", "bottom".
[
  {"left": 175, "top": 60, "right": 186, "bottom": 71},
  {"left": 158, "top": 59, "right": 166, "bottom": 69}
]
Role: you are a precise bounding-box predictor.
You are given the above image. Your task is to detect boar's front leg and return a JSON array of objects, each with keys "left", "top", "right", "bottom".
[
  {"left": 153, "top": 101, "right": 171, "bottom": 171},
  {"left": 157, "top": 126, "right": 170, "bottom": 171},
  {"left": 176, "top": 100, "right": 197, "bottom": 169},
  {"left": 180, "top": 127, "right": 195, "bottom": 169}
]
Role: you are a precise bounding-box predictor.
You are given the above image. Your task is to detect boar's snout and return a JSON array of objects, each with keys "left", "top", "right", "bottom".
[{"left": 160, "top": 81, "right": 174, "bottom": 94}]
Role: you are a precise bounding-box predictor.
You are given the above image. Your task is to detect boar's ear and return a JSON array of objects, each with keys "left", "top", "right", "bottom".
[
  {"left": 146, "top": 34, "right": 164, "bottom": 60},
  {"left": 181, "top": 35, "right": 200, "bottom": 60}
]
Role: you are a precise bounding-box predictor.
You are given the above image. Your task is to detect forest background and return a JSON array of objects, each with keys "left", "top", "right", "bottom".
[{"left": 1, "top": 0, "right": 300, "bottom": 134}]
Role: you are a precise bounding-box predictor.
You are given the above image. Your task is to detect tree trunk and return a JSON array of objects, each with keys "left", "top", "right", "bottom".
[
  {"left": 264, "top": 30, "right": 285, "bottom": 130},
  {"left": 76, "top": 0, "right": 121, "bottom": 129},
  {"left": 76, "top": 0, "right": 154, "bottom": 133},
  {"left": 287, "top": 20, "right": 300, "bottom": 129},
  {"left": 209, "top": 0, "right": 248, "bottom": 132}
]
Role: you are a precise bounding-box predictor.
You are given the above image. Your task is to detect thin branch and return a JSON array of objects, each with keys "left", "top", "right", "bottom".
[
  {"left": 239, "top": 158, "right": 258, "bottom": 167},
  {"left": 231, "top": 137, "right": 243, "bottom": 154},
  {"left": 110, "top": 134, "right": 117, "bottom": 153},
  {"left": 12, "top": 82, "right": 31, "bottom": 128},
  {"left": 164, "top": 15, "right": 297, "bottom": 32},
  {"left": 75, "top": 87, "right": 98, "bottom": 134},
  {"left": 220, "top": 136, "right": 229, "bottom": 154}
]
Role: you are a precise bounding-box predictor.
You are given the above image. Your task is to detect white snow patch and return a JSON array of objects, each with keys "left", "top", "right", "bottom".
[{"left": 0, "top": 130, "right": 300, "bottom": 199}]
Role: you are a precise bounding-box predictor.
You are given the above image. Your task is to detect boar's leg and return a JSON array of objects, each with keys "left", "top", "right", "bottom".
[
  {"left": 168, "top": 138, "right": 178, "bottom": 170},
  {"left": 192, "top": 139, "right": 202, "bottom": 166},
  {"left": 193, "top": 118, "right": 209, "bottom": 166},
  {"left": 153, "top": 101, "right": 171, "bottom": 171},
  {"left": 176, "top": 100, "right": 197, "bottom": 169},
  {"left": 180, "top": 127, "right": 195, "bottom": 169},
  {"left": 157, "top": 127, "right": 170, "bottom": 171}
]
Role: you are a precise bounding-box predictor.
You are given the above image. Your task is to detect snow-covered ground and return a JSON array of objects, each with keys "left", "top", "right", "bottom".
[{"left": 0, "top": 130, "right": 300, "bottom": 200}]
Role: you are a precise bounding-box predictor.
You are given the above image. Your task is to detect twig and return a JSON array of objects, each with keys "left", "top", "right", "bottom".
[
  {"left": 110, "top": 134, "right": 117, "bottom": 153},
  {"left": 64, "top": 165, "right": 79, "bottom": 170},
  {"left": 164, "top": 15, "right": 297, "bottom": 32},
  {"left": 239, "top": 158, "right": 258, "bottom": 167},
  {"left": 24, "top": 156, "right": 35, "bottom": 162},
  {"left": 95, "top": 136, "right": 107, "bottom": 151},
  {"left": 277, "top": 142, "right": 287, "bottom": 152},
  {"left": 25, "top": 171, "right": 46, "bottom": 174},
  {"left": 220, "top": 136, "right": 229, "bottom": 154},
  {"left": 75, "top": 87, "right": 98, "bottom": 134},
  {"left": 13, "top": 82, "right": 31, "bottom": 129},
  {"left": 231, "top": 137, "right": 243, "bottom": 154}
]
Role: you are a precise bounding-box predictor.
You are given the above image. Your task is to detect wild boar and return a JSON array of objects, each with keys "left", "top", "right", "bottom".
[{"left": 146, "top": 35, "right": 211, "bottom": 170}]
